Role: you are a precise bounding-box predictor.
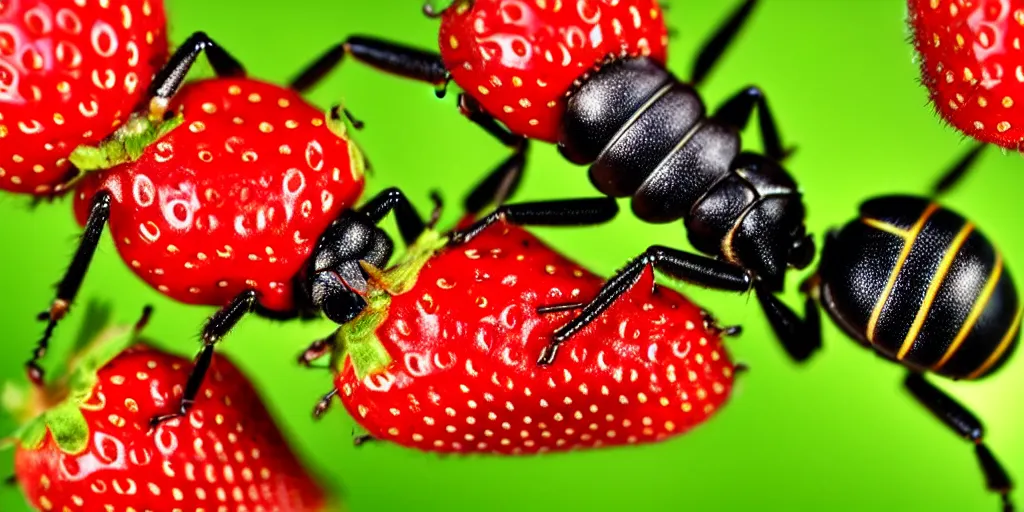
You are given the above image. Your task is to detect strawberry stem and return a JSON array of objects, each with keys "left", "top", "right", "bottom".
[
  {"left": 330, "top": 230, "right": 449, "bottom": 379},
  {"left": 331, "top": 298, "right": 393, "bottom": 381}
]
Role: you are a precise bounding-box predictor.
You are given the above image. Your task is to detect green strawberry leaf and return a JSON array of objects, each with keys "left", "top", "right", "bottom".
[
  {"left": 69, "top": 112, "right": 184, "bottom": 171},
  {"left": 331, "top": 229, "right": 448, "bottom": 378},
  {"left": 4, "top": 310, "right": 146, "bottom": 454},
  {"left": 43, "top": 400, "right": 89, "bottom": 454},
  {"left": 334, "top": 307, "right": 392, "bottom": 381},
  {"left": 379, "top": 229, "right": 447, "bottom": 294}
]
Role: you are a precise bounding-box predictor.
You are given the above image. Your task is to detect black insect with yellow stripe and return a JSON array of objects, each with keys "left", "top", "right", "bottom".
[{"left": 805, "top": 144, "right": 1021, "bottom": 512}]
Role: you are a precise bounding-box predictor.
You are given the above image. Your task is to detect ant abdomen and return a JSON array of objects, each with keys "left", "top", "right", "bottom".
[{"left": 559, "top": 57, "right": 743, "bottom": 225}]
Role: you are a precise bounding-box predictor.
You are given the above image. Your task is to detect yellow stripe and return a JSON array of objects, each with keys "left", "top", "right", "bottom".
[
  {"left": 933, "top": 253, "right": 1003, "bottom": 371},
  {"left": 862, "top": 217, "right": 911, "bottom": 239},
  {"left": 967, "top": 306, "right": 1023, "bottom": 380},
  {"left": 865, "top": 203, "right": 939, "bottom": 344},
  {"left": 896, "top": 223, "right": 974, "bottom": 360}
]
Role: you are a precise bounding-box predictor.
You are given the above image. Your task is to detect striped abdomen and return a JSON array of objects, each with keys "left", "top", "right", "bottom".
[{"left": 818, "top": 195, "right": 1021, "bottom": 380}]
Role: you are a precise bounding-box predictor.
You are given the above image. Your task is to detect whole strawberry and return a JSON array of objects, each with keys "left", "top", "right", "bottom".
[
  {"left": 321, "top": 218, "right": 735, "bottom": 454},
  {"left": 909, "top": 0, "right": 1024, "bottom": 149},
  {"left": 10, "top": 309, "right": 331, "bottom": 511},
  {"left": 71, "top": 77, "right": 366, "bottom": 311},
  {"left": 0, "top": 0, "right": 169, "bottom": 195},
  {"left": 439, "top": 0, "right": 668, "bottom": 141}
]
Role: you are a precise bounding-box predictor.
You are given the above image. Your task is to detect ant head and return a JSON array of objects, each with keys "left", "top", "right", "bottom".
[
  {"left": 305, "top": 210, "right": 394, "bottom": 324},
  {"left": 309, "top": 265, "right": 369, "bottom": 324},
  {"left": 722, "top": 154, "right": 814, "bottom": 291},
  {"left": 733, "top": 200, "right": 813, "bottom": 291}
]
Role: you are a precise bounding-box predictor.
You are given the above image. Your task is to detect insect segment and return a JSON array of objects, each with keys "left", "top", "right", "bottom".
[
  {"left": 0, "top": 0, "right": 169, "bottom": 196},
  {"left": 290, "top": 0, "right": 817, "bottom": 364},
  {"left": 807, "top": 146, "right": 1020, "bottom": 511},
  {"left": 29, "top": 32, "right": 375, "bottom": 426},
  {"left": 296, "top": 186, "right": 740, "bottom": 454}
]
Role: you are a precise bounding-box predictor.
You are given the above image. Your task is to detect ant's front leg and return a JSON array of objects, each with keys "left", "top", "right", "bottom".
[
  {"left": 458, "top": 94, "right": 530, "bottom": 215},
  {"left": 29, "top": 192, "right": 112, "bottom": 385},
  {"left": 149, "top": 291, "right": 258, "bottom": 427}
]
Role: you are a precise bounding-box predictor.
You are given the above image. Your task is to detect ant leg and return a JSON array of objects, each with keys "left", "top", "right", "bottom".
[
  {"left": 28, "top": 191, "right": 111, "bottom": 386},
  {"left": 313, "top": 388, "right": 339, "bottom": 418},
  {"left": 543, "top": 246, "right": 751, "bottom": 364},
  {"left": 904, "top": 373, "right": 1013, "bottom": 511},
  {"left": 757, "top": 284, "right": 821, "bottom": 362},
  {"left": 149, "top": 32, "right": 245, "bottom": 117},
  {"left": 353, "top": 434, "right": 376, "bottom": 446},
  {"left": 133, "top": 305, "right": 154, "bottom": 333},
  {"left": 458, "top": 94, "right": 524, "bottom": 148},
  {"left": 701, "top": 308, "right": 743, "bottom": 337},
  {"left": 459, "top": 94, "right": 530, "bottom": 214},
  {"left": 690, "top": 0, "right": 758, "bottom": 86},
  {"left": 537, "top": 303, "right": 585, "bottom": 314},
  {"left": 357, "top": 187, "right": 427, "bottom": 246},
  {"left": 933, "top": 143, "right": 988, "bottom": 196},
  {"left": 328, "top": 104, "right": 365, "bottom": 131},
  {"left": 426, "top": 191, "right": 445, "bottom": 229},
  {"left": 150, "top": 291, "right": 258, "bottom": 427},
  {"left": 298, "top": 330, "right": 339, "bottom": 367},
  {"left": 449, "top": 197, "right": 619, "bottom": 245},
  {"left": 290, "top": 36, "right": 450, "bottom": 96},
  {"left": 463, "top": 142, "right": 528, "bottom": 216},
  {"left": 713, "top": 85, "right": 787, "bottom": 161}
]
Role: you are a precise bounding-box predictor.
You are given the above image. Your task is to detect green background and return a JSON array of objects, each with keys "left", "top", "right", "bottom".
[{"left": 2, "top": 0, "right": 1023, "bottom": 510}]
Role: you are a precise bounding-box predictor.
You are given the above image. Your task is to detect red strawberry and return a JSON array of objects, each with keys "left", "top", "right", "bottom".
[
  {"left": 908, "top": 0, "right": 1024, "bottom": 149},
  {"left": 438, "top": 0, "right": 668, "bottom": 142},
  {"left": 0, "top": 0, "right": 169, "bottom": 195},
  {"left": 326, "top": 219, "right": 734, "bottom": 454},
  {"left": 71, "top": 77, "right": 367, "bottom": 312},
  {"left": 8, "top": 311, "right": 331, "bottom": 511}
]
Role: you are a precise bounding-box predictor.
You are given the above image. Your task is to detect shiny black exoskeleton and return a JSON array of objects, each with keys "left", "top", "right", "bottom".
[
  {"left": 290, "top": 0, "right": 819, "bottom": 363},
  {"left": 304, "top": 191, "right": 421, "bottom": 325},
  {"left": 559, "top": 57, "right": 813, "bottom": 288},
  {"left": 819, "top": 196, "right": 1019, "bottom": 380},
  {"left": 303, "top": 190, "right": 619, "bottom": 326},
  {"left": 803, "top": 145, "right": 1021, "bottom": 512}
]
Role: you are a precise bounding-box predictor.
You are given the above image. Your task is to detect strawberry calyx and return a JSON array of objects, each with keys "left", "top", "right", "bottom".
[
  {"left": 2, "top": 322, "right": 143, "bottom": 454},
  {"left": 330, "top": 229, "right": 449, "bottom": 379},
  {"left": 67, "top": 110, "right": 185, "bottom": 175}
]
